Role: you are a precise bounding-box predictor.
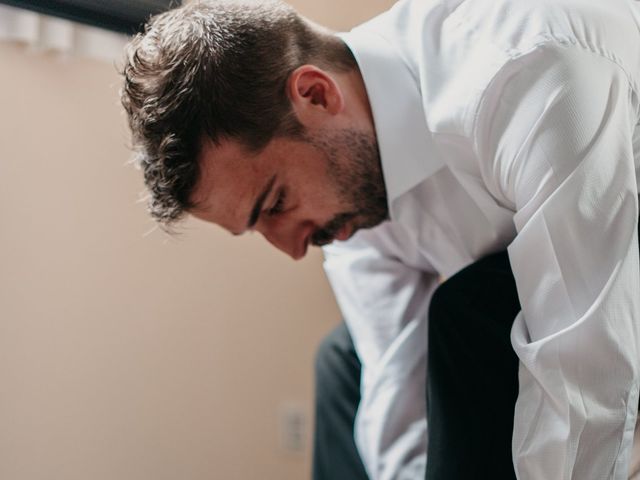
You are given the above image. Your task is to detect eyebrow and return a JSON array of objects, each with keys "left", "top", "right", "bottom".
[{"left": 247, "top": 174, "right": 277, "bottom": 229}]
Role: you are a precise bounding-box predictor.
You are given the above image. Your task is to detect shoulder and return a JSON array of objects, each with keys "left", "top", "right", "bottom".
[{"left": 359, "top": 0, "right": 636, "bottom": 137}]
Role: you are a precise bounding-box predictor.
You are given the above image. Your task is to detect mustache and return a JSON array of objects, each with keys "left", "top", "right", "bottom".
[{"left": 310, "top": 212, "right": 357, "bottom": 247}]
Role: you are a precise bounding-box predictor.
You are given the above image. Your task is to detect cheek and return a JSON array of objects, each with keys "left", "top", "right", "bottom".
[
  {"left": 287, "top": 174, "right": 343, "bottom": 219},
  {"left": 295, "top": 192, "right": 332, "bottom": 219}
]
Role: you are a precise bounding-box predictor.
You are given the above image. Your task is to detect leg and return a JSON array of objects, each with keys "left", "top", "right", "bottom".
[
  {"left": 426, "top": 251, "right": 520, "bottom": 480},
  {"left": 313, "top": 322, "right": 369, "bottom": 480}
]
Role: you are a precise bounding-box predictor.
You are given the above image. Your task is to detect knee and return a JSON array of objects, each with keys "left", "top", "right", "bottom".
[
  {"left": 428, "top": 250, "right": 518, "bottom": 335},
  {"left": 430, "top": 252, "right": 506, "bottom": 323},
  {"left": 314, "top": 322, "right": 360, "bottom": 398},
  {"left": 315, "top": 328, "right": 338, "bottom": 382},
  {"left": 428, "top": 273, "right": 468, "bottom": 334},
  {"left": 315, "top": 323, "right": 354, "bottom": 377}
]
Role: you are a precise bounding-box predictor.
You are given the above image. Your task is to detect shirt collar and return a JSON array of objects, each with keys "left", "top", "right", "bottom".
[{"left": 338, "top": 28, "right": 444, "bottom": 218}]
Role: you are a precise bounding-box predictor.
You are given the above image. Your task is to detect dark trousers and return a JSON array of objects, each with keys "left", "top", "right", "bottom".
[
  {"left": 312, "top": 322, "right": 370, "bottom": 480},
  {"left": 312, "top": 251, "right": 520, "bottom": 480}
]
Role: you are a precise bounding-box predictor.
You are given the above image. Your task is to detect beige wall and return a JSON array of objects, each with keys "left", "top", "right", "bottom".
[{"left": 0, "top": 2, "right": 395, "bottom": 480}]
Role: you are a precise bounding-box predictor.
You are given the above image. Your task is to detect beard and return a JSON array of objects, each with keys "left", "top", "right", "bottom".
[{"left": 303, "top": 128, "right": 389, "bottom": 246}]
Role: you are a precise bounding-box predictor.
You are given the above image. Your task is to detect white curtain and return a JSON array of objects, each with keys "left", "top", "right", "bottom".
[{"left": 0, "top": 3, "right": 129, "bottom": 63}]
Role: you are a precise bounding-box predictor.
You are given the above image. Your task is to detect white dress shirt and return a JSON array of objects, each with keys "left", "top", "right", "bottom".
[{"left": 323, "top": 0, "right": 640, "bottom": 478}]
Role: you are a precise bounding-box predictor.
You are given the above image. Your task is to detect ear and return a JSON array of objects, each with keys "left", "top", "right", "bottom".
[{"left": 287, "top": 65, "right": 345, "bottom": 125}]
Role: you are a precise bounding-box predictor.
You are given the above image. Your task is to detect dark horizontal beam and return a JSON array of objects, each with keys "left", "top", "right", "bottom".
[{"left": 0, "top": 0, "right": 176, "bottom": 34}]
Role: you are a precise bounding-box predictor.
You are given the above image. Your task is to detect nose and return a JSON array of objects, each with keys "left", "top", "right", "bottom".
[{"left": 258, "top": 221, "right": 313, "bottom": 260}]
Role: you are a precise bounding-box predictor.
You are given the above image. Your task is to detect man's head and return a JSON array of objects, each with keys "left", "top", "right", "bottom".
[{"left": 121, "top": 0, "right": 388, "bottom": 258}]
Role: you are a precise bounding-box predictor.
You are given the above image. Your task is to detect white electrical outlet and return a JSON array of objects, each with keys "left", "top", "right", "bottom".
[{"left": 278, "top": 402, "right": 307, "bottom": 453}]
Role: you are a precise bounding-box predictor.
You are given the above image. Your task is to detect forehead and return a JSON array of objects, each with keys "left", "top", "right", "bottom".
[{"left": 189, "top": 137, "right": 268, "bottom": 234}]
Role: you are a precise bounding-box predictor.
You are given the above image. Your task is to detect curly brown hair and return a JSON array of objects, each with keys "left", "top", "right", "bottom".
[{"left": 120, "top": 0, "right": 356, "bottom": 226}]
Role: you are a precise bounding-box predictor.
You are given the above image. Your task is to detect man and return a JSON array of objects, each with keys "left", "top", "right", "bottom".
[{"left": 120, "top": 0, "right": 640, "bottom": 478}]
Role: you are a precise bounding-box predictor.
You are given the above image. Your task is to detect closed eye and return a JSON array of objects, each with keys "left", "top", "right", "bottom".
[{"left": 267, "top": 188, "right": 286, "bottom": 216}]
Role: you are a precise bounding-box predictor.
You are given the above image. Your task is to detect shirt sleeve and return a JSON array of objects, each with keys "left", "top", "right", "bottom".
[
  {"left": 322, "top": 221, "right": 440, "bottom": 480},
  {"left": 474, "top": 43, "right": 640, "bottom": 478}
]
